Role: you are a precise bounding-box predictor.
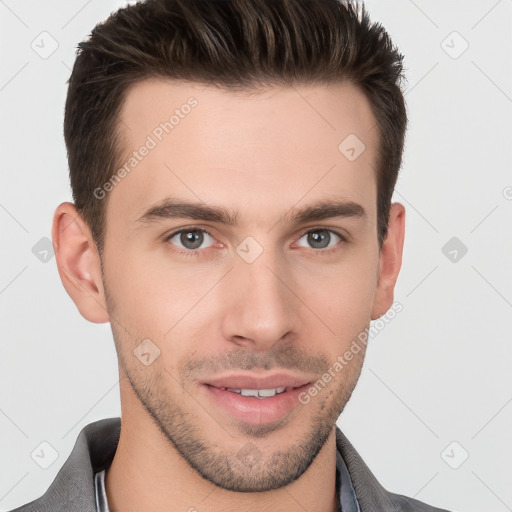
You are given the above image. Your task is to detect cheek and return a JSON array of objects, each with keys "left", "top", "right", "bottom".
[
  {"left": 105, "top": 234, "right": 378, "bottom": 354},
  {"left": 105, "top": 249, "right": 215, "bottom": 362},
  {"left": 103, "top": 247, "right": 174, "bottom": 344},
  {"left": 296, "top": 252, "right": 378, "bottom": 330}
]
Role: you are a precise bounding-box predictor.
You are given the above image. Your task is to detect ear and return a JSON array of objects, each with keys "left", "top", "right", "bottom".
[
  {"left": 371, "top": 202, "right": 406, "bottom": 320},
  {"left": 51, "top": 202, "right": 110, "bottom": 323}
]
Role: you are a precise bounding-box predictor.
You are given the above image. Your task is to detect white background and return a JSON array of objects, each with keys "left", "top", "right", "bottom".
[{"left": 0, "top": 1, "right": 511, "bottom": 511}]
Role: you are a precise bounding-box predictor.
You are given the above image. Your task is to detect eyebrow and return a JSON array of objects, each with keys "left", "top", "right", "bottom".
[{"left": 135, "top": 196, "right": 367, "bottom": 228}]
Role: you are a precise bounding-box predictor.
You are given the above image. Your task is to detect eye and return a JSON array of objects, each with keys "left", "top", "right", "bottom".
[
  {"left": 165, "top": 228, "right": 215, "bottom": 255},
  {"left": 295, "top": 228, "right": 345, "bottom": 253},
  {"left": 165, "top": 226, "right": 346, "bottom": 258}
]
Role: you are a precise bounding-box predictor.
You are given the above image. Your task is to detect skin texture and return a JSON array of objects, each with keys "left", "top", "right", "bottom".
[{"left": 52, "top": 79, "right": 405, "bottom": 512}]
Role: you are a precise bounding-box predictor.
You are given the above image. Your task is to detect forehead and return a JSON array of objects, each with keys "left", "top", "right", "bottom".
[{"left": 107, "top": 78, "right": 379, "bottom": 231}]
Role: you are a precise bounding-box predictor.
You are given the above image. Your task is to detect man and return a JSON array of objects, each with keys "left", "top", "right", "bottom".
[{"left": 11, "top": 0, "right": 452, "bottom": 510}]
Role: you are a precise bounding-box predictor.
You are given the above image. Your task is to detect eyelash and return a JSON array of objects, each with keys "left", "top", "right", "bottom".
[{"left": 164, "top": 226, "right": 347, "bottom": 258}]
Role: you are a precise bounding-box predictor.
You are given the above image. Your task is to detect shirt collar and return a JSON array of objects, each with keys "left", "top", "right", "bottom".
[{"left": 336, "top": 444, "right": 361, "bottom": 512}]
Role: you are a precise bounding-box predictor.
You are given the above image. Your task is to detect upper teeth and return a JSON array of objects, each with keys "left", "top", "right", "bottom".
[{"left": 225, "top": 387, "right": 286, "bottom": 398}]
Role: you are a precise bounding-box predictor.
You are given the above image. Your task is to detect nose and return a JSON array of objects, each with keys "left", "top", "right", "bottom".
[{"left": 219, "top": 247, "right": 302, "bottom": 352}]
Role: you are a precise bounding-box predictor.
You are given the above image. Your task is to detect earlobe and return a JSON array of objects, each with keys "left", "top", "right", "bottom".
[
  {"left": 371, "top": 202, "right": 406, "bottom": 320},
  {"left": 51, "top": 202, "right": 110, "bottom": 323}
]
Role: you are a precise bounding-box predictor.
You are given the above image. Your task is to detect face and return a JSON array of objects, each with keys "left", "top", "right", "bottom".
[{"left": 69, "top": 79, "right": 397, "bottom": 492}]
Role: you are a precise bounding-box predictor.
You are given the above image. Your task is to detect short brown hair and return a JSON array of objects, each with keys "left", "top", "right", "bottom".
[{"left": 64, "top": 0, "right": 407, "bottom": 254}]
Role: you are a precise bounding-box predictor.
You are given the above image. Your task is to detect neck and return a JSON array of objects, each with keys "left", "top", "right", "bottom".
[{"left": 105, "top": 380, "right": 339, "bottom": 512}]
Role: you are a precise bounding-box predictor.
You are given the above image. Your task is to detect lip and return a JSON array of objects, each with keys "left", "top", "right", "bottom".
[
  {"left": 200, "top": 372, "right": 313, "bottom": 426},
  {"left": 203, "top": 372, "right": 312, "bottom": 391}
]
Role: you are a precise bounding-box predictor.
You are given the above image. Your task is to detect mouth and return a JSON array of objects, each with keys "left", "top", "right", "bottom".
[
  {"left": 200, "top": 373, "right": 312, "bottom": 425},
  {"left": 217, "top": 386, "right": 290, "bottom": 398}
]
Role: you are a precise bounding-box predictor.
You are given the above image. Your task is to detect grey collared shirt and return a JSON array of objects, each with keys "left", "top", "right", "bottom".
[{"left": 94, "top": 450, "right": 360, "bottom": 512}]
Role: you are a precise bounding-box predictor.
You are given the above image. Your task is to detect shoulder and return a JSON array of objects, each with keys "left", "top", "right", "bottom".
[
  {"left": 335, "top": 427, "right": 452, "bottom": 512},
  {"left": 7, "top": 418, "right": 121, "bottom": 512}
]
